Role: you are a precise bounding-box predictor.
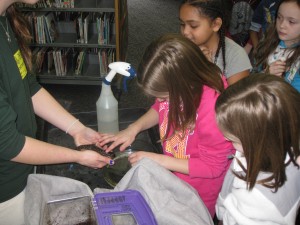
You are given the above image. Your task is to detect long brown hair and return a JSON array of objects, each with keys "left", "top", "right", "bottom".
[
  {"left": 216, "top": 73, "right": 300, "bottom": 191},
  {"left": 6, "top": 4, "right": 33, "bottom": 71},
  {"left": 180, "top": 0, "right": 227, "bottom": 73},
  {"left": 254, "top": 0, "right": 300, "bottom": 70},
  {"left": 137, "top": 33, "right": 224, "bottom": 139}
]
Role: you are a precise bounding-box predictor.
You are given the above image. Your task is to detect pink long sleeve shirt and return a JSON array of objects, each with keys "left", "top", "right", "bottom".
[{"left": 152, "top": 84, "right": 235, "bottom": 217}]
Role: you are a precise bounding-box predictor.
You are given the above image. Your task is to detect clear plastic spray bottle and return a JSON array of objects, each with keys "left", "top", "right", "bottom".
[{"left": 96, "top": 62, "right": 136, "bottom": 134}]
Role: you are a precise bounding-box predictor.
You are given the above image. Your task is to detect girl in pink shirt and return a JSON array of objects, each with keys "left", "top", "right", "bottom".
[{"left": 100, "top": 34, "right": 235, "bottom": 217}]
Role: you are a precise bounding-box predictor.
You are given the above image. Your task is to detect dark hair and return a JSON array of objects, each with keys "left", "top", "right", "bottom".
[
  {"left": 137, "top": 33, "right": 224, "bottom": 140},
  {"left": 254, "top": 0, "right": 300, "bottom": 70},
  {"left": 180, "top": 0, "right": 227, "bottom": 73},
  {"left": 216, "top": 73, "right": 300, "bottom": 191},
  {"left": 6, "top": 4, "right": 33, "bottom": 71}
]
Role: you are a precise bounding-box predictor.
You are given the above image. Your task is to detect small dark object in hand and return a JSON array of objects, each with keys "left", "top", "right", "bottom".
[{"left": 76, "top": 145, "right": 115, "bottom": 158}]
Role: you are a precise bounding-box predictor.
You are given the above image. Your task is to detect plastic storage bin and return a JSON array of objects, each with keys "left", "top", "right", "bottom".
[{"left": 93, "top": 190, "right": 158, "bottom": 225}]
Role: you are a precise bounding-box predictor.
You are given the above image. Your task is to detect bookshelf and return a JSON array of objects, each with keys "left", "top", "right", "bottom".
[{"left": 18, "top": 0, "right": 128, "bottom": 85}]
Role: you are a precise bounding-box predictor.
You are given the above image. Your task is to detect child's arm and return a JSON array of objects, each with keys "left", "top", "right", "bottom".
[
  {"left": 227, "top": 70, "right": 250, "bottom": 85},
  {"left": 249, "top": 30, "right": 260, "bottom": 49},
  {"left": 225, "top": 39, "right": 252, "bottom": 85},
  {"left": 128, "top": 151, "right": 189, "bottom": 174}
]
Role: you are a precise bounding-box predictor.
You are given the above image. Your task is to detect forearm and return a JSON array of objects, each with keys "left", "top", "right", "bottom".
[
  {"left": 227, "top": 70, "right": 250, "bottom": 85},
  {"left": 249, "top": 30, "right": 259, "bottom": 49},
  {"left": 32, "top": 88, "right": 85, "bottom": 136},
  {"left": 11, "top": 136, "right": 80, "bottom": 165},
  {"left": 159, "top": 155, "right": 189, "bottom": 174},
  {"left": 133, "top": 152, "right": 189, "bottom": 174}
]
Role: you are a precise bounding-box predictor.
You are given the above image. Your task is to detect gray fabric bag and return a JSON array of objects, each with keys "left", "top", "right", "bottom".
[
  {"left": 95, "top": 158, "right": 213, "bottom": 225},
  {"left": 25, "top": 158, "right": 213, "bottom": 225},
  {"left": 24, "top": 174, "right": 93, "bottom": 225}
]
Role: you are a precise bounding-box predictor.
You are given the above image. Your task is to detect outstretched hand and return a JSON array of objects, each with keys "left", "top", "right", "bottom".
[
  {"left": 97, "top": 126, "right": 138, "bottom": 152},
  {"left": 72, "top": 126, "right": 103, "bottom": 146}
]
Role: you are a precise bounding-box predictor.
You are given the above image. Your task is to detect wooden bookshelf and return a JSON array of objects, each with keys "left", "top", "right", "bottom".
[{"left": 18, "top": 0, "right": 128, "bottom": 85}]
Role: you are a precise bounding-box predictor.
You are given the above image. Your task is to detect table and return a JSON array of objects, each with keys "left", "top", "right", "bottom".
[{"left": 37, "top": 108, "right": 162, "bottom": 190}]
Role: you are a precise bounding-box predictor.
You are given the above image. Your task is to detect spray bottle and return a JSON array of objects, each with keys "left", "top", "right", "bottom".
[{"left": 96, "top": 62, "right": 136, "bottom": 134}]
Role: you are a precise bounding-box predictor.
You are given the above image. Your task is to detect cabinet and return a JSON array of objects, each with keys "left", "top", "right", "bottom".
[{"left": 18, "top": 0, "right": 128, "bottom": 85}]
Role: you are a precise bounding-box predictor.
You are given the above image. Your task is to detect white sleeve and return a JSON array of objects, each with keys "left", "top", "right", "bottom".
[{"left": 220, "top": 184, "right": 285, "bottom": 225}]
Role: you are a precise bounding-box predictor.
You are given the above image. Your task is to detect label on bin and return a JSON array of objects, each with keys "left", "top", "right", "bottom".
[{"left": 93, "top": 190, "right": 157, "bottom": 225}]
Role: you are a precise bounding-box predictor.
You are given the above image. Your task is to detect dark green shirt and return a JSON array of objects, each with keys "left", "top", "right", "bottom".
[{"left": 0, "top": 16, "right": 41, "bottom": 202}]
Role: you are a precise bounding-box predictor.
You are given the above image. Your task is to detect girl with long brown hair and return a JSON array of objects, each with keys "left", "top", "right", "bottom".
[
  {"left": 100, "top": 33, "right": 235, "bottom": 217},
  {"left": 215, "top": 73, "right": 300, "bottom": 224},
  {"left": 254, "top": 0, "right": 300, "bottom": 92}
]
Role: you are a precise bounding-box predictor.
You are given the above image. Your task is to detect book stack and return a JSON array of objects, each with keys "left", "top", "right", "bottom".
[
  {"left": 98, "top": 49, "right": 115, "bottom": 77},
  {"left": 75, "top": 13, "right": 90, "bottom": 44},
  {"left": 74, "top": 50, "right": 86, "bottom": 76},
  {"left": 26, "top": 11, "right": 58, "bottom": 44},
  {"left": 96, "top": 13, "right": 114, "bottom": 45}
]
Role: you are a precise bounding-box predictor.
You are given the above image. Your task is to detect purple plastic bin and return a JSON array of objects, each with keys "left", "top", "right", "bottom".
[{"left": 93, "top": 190, "right": 158, "bottom": 225}]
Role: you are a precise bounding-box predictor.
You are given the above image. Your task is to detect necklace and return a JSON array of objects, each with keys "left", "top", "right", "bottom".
[{"left": 0, "top": 18, "right": 11, "bottom": 42}]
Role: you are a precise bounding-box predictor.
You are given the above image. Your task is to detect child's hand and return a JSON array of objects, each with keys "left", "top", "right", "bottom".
[
  {"left": 268, "top": 60, "right": 286, "bottom": 77},
  {"left": 128, "top": 151, "right": 158, "bottom": 166},
  {"left": 97, "top": 126, "right": 138, "bottom": 152},
  {"left": 200, "top": 46, "right": 213, "bottom": 62}
]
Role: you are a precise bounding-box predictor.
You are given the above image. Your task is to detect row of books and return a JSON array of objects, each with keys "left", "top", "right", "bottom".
[
  {"left": 98, "top": 48, "right": 115, "bottom": 77},
  {"left": 23, "top": 11, "right": 57, "bottom": 44},
  {"left": 33, "top": 47, "right": 115, "bottom": 77},
  {"left": 17, "top": 0, "right": 75, "bottom": 8},
  {"left": 24, "top": 11, "right": 114, "bottom": 45}
]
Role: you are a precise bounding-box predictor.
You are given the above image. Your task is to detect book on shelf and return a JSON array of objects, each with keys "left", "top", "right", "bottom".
[
  {"left": 96, "top": 13, "right": 114, "bottom": 45},
  {"left": 29, "top": 11, "right": 58, "bottom": 44},
  {"left": 51, "top": 48, "right": 73, "bottom": 76},
  {"left": 74, "top": 50, "right": 86, "bottom": 76},
  {"left": 32, "top": 47, "right": 48, "bottom": 74},
  {"left": 98, "top": 48, "right": 115, "bottom": 77},
  {"left": 47, "top": 49, "right": 54, "bottom": 74},
  {"left": 83, "top": 13, "right": 90, "bottom": 44},
  {"left": 75, "top": 12, "right": 90, "bottom": 44},
  {"left": 52, "top": 48, "right": 59, "bottom": 75},
  {"left": 44, "top": 11, "right": 58, "bottom": 43}
]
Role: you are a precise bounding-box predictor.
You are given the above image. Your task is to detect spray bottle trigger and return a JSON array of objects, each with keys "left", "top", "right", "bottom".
[{"left": 123, "top": 67, "right": 136, "bottom": 92}]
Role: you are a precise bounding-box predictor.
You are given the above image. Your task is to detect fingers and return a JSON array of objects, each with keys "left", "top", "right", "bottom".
[
  {"left": 93, "top": 156, "right": 114, "bottom": 169},
  {"left": 105, "top": 138, "right": 125, "bottom": 152},
  {"left": 96, "top": 134, "right": 115, "bottom": 148},
  {"left": 269, "top": 60, "right": 286, "bottom": 76},
  {"left": 199, "top": 46, "right": 213, "bottom": 62},
  {"left": 78, "top": 150, "right": 114, "bottom": 169},
  {"left": 128, "top": 152, "right": 138, "bottom": 165}
]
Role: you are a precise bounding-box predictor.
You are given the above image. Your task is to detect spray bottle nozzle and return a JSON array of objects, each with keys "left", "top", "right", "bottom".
[{"left": 104, "top": 62, "right": 136, "bottom": 85}]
